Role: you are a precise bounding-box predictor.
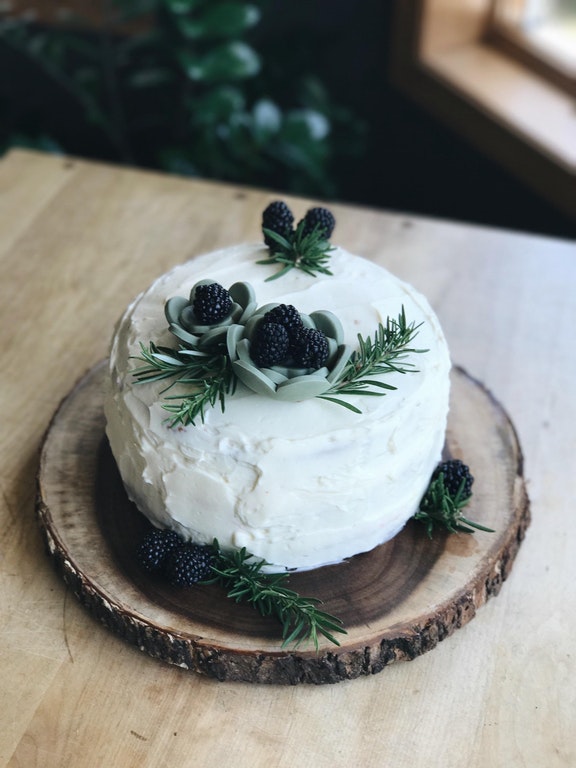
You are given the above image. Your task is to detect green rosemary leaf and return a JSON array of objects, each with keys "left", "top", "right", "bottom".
[
  {"left": 260, "top": 221, "right": 334, "bottom": 281},
  {"left": 283, "top": 619, "right": 306, "bottom": 648},
  {"left": 132, "top": 341, "right": 236, "bottom": 427},
  {"left": 315, "top": 395, "right": 363, "bottom": 413},
  {"left": 343, "top": 381, "right": 398, "bottom": 392},
  {"left": 262, "top": 228, "right": 293, "bottom": 251},
  {"left": 206, "top": 542, "right": 346, "bottom": 650},
  {"left": 458, "top": 517, "right": 496, "bottom": 533},
  {"left": 228, "top": 585, "right": 251, "bottom": 601},
  {"left": 152, "top": 352, "right": 187, "bottom": 366},
  {"left": 132, "top": 342, "right": 220, "bottom": 382},
  {"left": 414, "top": 473, "right": 495, "bottom": 537},
  {"left": 319, "top": 309, "right": 427, "bottom": 410},
  {"left": 261, "top": 263, "right": 294, "bottom": 281}
]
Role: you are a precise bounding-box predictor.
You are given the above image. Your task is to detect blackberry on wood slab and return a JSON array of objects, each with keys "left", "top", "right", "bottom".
[
  {"left": 137, "top": 529, "right": 182, "bottom": 574},
  {"left": 166, "top": 543, "right": 215, "bottom": 586},
  {"left": 433, "top": 459, "right": 474, "bottom": 499}
]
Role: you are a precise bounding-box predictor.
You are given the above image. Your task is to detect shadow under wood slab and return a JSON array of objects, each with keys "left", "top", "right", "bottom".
[{"left": 36, "top": 362, "right": 530, "bottom": 685}]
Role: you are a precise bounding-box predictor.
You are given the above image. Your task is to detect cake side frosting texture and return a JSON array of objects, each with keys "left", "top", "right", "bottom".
[{"left": 105, "top": 243, "right": 451, "bottom": 570}]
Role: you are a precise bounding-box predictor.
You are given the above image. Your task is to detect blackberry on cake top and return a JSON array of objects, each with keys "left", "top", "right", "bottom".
[
  {"left": 301, "top": 207, "right": 335, "bottom": 239},
  {"left": 263, "top": 304, "right": 304, "bottom": 339},
  {"left": 292, "top": 327, "right": 329, "bottom": 369},
  {"left": 192, "top": 282, "right": 232, "bottom": 325},
  {"left": 251, "top": 321, "right": 290, "bottom": 367},
  {"left": 262, "top": 201, "right": 294, "bottom": 247}
]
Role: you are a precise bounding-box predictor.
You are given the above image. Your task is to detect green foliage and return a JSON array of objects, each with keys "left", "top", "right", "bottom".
[
  {"left": 133, "top": 304, "right": 427, "bottom": 424},
  {"left": 0, "top": 0, "right": 356, "bottom": 194},
  {"left": 257, "top": 221, "right": 334, "bottom": 280},
  {"left": 132, "top": 341, "right": 237, "bottom": 427},
  {"left": 319, "top": 308, "right": 427, "bottom": 412},
  {"left": 414, "top": 471, "right": 495, "bottom": 537},
  {"left": 206, "top": 542, "right": 347, "bottom": 650}
]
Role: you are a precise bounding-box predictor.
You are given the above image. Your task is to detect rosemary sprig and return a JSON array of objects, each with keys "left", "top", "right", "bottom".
[
  {"left": 161, "top": 372, "right": 236, "bottom": 427},
  {"left": 318, "top": 307, "right": 427, "bottom": 412},
  {"left": 257, "top": 221, "right": 334, "bottom": 281},
  {"left": 132, "top": 342, "right": 219, "bottom": 383},
  {"left": 414, "top": 473, "right": 494, "bottom": 537},
  {"left": 132, "top": 342, "right": 236, "bottom": 427},
  {"left": 205, "top": 543, "right": 347, "bottom": 650}
]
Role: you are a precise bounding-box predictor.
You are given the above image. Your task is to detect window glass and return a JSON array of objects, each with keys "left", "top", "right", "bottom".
[{"left": 494, "top": 0, "right": 576, "bottom": 73}]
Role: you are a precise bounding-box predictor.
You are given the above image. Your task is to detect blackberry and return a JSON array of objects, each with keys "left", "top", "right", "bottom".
[
  {"left": 251, "top": 321, "right": 290, "bottom": 367},
  {"left": 193, "top": 282, "right": 232, "bottom": 325},
  {"left": 137, "top": 529, "right": 182, "bottom": 574},
  {"left": 434, "top": 459, "right": 474, "bottom": 499},
  {"left": 292, "top": 327, "right": 329, "bottom": 369},
  {"left": 262, "top": 201, "right": 294, "bottom": 247},
  {"left": 302, "top": 207, "right": 335, "bottom": 239},
  {"left": 166, "top": 543, "right": 215, "bottom": 586},
  {"left": 263, "top": 304, "right": 304, "bottom": 341}
]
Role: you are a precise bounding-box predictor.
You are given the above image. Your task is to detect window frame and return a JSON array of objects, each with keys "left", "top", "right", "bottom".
[
  {"left": 389, "top": 0, "right": 576, "bottom": 220},
  {"left": 487, "top": 0, "right": 576, "bottom": 98}
]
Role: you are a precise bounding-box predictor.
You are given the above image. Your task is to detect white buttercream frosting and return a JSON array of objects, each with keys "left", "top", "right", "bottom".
[{"left": 105, "top": 243, "right": 451, "bottom": 570}]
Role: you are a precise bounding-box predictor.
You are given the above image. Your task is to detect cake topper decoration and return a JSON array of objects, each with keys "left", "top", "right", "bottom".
[
  {"left": 132, "top": 278, "right": 427, "bottom": 426},
  {"left": 257, "top": 200, "right": 336, "bottom": 281}
]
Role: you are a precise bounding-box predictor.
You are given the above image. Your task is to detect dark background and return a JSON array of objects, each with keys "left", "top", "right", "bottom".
[
  {"left": 256, "top": 1, "right": 575, "bottom": 239},
  {"left": 2, "top": 0, "right": 574, "bottom": 240}
]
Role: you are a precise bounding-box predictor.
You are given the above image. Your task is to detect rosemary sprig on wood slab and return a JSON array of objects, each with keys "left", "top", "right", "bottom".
[
  {"left": 206, "top": 543, "right": 347, "bottom": 650},
  {"left": 414, "top": 462, "right": 495, "bottom": 536}
]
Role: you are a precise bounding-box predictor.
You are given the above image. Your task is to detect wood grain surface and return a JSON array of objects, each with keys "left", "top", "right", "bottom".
[
  {"left": 1, "top": 150, "right": 575, "bottom": 765},
  {"left": 36, "top": 363, "right": 528, "bottom": 684}
]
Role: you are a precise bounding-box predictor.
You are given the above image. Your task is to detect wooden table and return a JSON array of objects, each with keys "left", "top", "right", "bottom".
[{"left": 1, "top": 149, "right": 574, "bottom": 767}]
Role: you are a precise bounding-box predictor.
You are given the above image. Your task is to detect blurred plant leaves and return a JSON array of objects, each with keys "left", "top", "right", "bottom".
[
  {"left": 164, "top": 0, "right": 204, "bottom": 15},
  {"left": 176, "top": 3, "right": 260, "bottom": 39},
  {"left": 0, "top": 0, "right": 362, "bottom": 197},
  {"left": 177, "top": 41, "right": 260, "bottom": 81},
  {"left": 252, "top": 99, "right": 281, "bottom": 141},
  {"left": 191, "top": 86, "right": 247, "bottom": 123}
]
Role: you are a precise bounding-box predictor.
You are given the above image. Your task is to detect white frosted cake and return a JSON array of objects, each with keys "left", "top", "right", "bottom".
[{"left": 105, "top": 241, "right": 451, "bottom": 571}]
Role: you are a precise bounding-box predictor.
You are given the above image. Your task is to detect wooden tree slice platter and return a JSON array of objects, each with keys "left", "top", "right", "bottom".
[{"left": 36, "top": 362, "right": 530, "bottom": 685}]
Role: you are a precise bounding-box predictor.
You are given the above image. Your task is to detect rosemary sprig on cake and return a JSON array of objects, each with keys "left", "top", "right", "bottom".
[
  {"left": 132, "top": 342, "right": 223, "bottom": 385},
  {"left": 132, "top": 341, "right": 236, "bottom": 427},
  {"left": 414, "top": 460, "right": 494, "bottom": 536},
  {"left": 161, "top": 373, "right": 235, "bottom": 428},
  {"left": 318, "top": 307, "right": 427, "bottom": 413},
  {"left": 133, "top": 292, "right": 426, "bottom": 422},
  {"left": 257, "top": 201, "right": 335, "bottom": 281}
]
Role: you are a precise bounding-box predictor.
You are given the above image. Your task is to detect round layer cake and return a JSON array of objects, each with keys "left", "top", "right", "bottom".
[{"left": 105, "top": 243, "right": 451, "bottom": 571}]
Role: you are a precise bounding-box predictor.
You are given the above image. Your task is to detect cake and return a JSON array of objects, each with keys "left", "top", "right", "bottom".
[{"left": 104, "top": 213, "right": 451, "bottom": 573}]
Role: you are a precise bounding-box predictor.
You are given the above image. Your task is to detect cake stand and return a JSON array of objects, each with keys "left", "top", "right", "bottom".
[{"left": 36, "top": 363, "right": 529, "bottom": 684}]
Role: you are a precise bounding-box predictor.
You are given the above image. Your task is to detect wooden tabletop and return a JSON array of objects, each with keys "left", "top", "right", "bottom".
[{"left": 1, "top": 149, "right": 574, "bottom": 767}]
